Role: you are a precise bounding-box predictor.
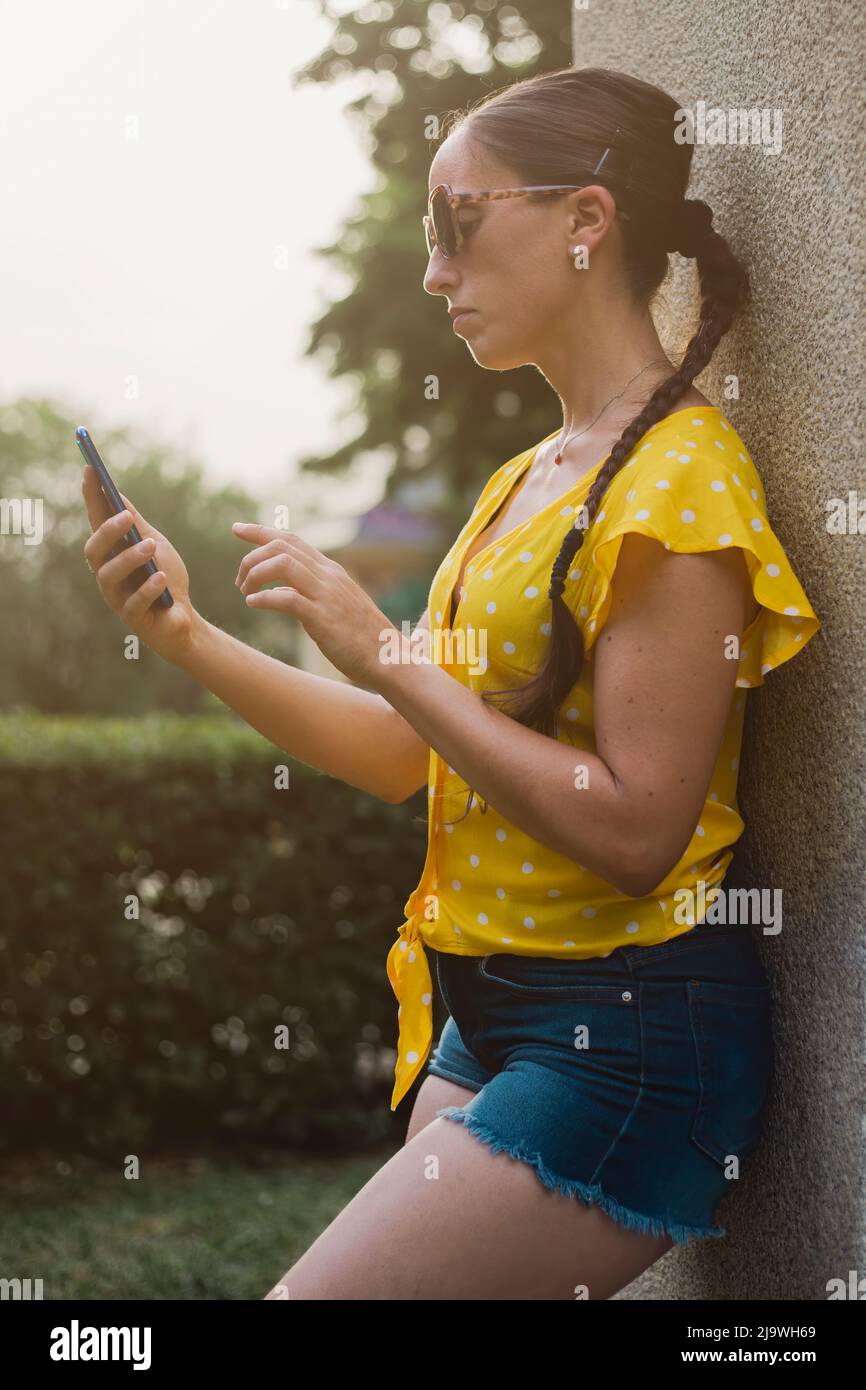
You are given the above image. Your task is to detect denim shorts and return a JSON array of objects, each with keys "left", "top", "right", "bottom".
[{"left": 425, "top": 920, "right": 774, "bottom": 1245}]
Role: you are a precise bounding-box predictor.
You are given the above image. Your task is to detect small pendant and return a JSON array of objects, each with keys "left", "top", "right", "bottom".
[{"left": 554, "top": 452, "right": 563, "bottom": 465}]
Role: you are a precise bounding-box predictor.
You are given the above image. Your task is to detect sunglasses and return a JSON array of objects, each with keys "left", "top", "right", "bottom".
[{"left": 423, "top": 179, "right": 631, "bottom": 259}]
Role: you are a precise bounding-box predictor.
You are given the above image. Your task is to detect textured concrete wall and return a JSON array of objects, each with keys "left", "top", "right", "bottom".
[{"left": 572, "top": 0, "right": 865, "bottom": 1299}]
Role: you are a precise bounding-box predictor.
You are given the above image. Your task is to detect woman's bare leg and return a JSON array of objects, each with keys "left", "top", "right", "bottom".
[
  {"left": 403, "top": 1074, "right": 477, "bottom": 1144},
  {"left": 264, "top": 1079, "right": 674, "bottom": 1301}
]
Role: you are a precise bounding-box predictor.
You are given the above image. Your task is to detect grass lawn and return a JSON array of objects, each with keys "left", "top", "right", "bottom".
[{"left": 0, "top": 1145, "right": 399, "bottom": 1300}]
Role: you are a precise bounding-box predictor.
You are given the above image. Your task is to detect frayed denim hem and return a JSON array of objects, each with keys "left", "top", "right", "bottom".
[{"left": 435, "top": 1105, "right": 726, "bottom": 1248}]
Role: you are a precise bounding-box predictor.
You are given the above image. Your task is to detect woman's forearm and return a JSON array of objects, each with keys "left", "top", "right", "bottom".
[
  {"left": 176, "top": 615, "right": 430, "bottom": 803},
  {"left": 373, "top": 650, "right": 638, "bottom": 888}
]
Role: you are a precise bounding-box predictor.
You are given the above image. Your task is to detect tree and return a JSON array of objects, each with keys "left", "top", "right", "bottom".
[{"left": 293, "top": 0, "right": 571, "bottom": 537}]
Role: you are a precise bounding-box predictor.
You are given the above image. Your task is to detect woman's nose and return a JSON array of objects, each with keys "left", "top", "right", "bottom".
[{"left": 422, "top": 247, "right": 457, "bottom": 296}]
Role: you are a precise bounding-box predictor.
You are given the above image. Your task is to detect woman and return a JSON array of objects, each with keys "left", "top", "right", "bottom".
[{"left": 83, "top": 66, "right": 819, "bottom": 1299}]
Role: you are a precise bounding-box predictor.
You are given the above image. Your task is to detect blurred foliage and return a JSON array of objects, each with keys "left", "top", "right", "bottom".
[
  {"left": 0, "top": 713, "right": 433, "bottom": 1155},
  {"left": 0, "top": 398, "right": 296, "bottom": 713},
  {"left": 376, "top": 572, "right": 431, "bottom": 628},
  {"left": 295, "top": 0, "right": 571, "bottom": 531}
]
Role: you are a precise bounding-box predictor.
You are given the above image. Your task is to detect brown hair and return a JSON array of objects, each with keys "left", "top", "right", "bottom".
[{"left": 435, "top": 66, "right": 751, "bottom": 748}]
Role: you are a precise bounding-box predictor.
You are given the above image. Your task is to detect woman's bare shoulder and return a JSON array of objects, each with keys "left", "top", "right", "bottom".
[{"left": 669, "top": 386, "right": 715, "bottom": 411}]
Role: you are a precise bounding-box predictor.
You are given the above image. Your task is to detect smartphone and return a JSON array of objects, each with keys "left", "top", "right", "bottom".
[{"left": 75, "top": 426, "right": 173, "bottom": 609}]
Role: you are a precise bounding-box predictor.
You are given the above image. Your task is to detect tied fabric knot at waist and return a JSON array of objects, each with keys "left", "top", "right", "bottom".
[{"left": 385, "top": 917, "right": 434, "bottom": 1111}]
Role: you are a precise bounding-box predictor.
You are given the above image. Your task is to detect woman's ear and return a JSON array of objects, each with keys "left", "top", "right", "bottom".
[{"left": 564, "top": 185, "right": 619, "bottom": 253}]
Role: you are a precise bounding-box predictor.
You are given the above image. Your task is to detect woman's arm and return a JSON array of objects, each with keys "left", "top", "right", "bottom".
[
  {"left": 176, "top": 611, "right": 432, "bottom": 804},
  {"left": 81, "top": 474, "right": 432, "bottom": 804},
  {"left": 372, "top": 535, "right": 754, "bottom": 895}
]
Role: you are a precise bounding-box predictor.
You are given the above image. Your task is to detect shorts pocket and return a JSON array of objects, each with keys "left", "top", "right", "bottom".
[
  {"left": 478, "top": 953, "right": 631, "bottom": 1000},
  {"left": 686, "top": 979, "right": 773, "bottom": 1167}
]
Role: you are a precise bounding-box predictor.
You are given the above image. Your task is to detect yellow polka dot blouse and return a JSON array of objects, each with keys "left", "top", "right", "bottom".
[{"left": 386, "top": 406, "right": 820, "bottom": 1110}]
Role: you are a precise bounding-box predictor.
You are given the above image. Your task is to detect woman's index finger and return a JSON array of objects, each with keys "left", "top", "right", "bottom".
[
  {"left": 232, "top": 522, "right": 323, "bottom": 563},
  {"left": 232, "top": 521, "right": 278, "bottom": 542}
]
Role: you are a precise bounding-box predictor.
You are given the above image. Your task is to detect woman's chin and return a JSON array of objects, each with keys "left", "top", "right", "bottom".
[
  {"left": 456, "top": 320, "right": 510, "bottom": 368},
  {"left": 465, "top": 336, "right": 528, "bottom": 371}
]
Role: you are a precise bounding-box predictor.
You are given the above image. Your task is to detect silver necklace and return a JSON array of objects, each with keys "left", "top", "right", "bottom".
[{"left": 553, "top": 359, "right": 671, "bottom": 464}]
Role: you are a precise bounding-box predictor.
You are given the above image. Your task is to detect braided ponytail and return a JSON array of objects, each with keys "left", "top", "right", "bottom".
[
  {"left": 481, "top": 206, "right": 751, "bottom": 738},
  {"left": 436, "top": 67, "right": 752, "bottom": 744}
]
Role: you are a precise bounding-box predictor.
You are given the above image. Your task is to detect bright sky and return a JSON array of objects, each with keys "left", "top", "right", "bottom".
[{"left": 0, "top": 0, "right": 391, "bottom": 545}]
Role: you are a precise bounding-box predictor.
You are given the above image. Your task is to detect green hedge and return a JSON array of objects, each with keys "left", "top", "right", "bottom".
[{"left": 0, "top": 714, "right": 435, "bottom": 1155}]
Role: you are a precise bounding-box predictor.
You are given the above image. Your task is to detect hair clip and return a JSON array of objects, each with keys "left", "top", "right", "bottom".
[
  {"left": 592, "top": 146, "right": 612, "bottom": 175},
  {"left": 594, "top": 125, "right": 633, "bottom": 186}
]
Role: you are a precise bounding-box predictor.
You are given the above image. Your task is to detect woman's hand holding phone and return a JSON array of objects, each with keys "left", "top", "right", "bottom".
[{"left": 82, "top": 465, "right": 198, "bottom": 663}]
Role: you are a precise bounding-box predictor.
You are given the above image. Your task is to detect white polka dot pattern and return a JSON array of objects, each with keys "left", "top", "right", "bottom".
[{"left": 385, "top": 409, "right": 820, "bottom": 1111}]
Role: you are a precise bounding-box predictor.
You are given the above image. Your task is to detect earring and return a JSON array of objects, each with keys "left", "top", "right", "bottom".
[{"left": 570, "top": 245, "right": 588, "bottom": 269}]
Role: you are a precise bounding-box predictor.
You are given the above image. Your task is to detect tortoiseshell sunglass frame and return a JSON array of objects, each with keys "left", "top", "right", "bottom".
[{"left": 422, "top": 182, "right": 631, "bottom": 258}]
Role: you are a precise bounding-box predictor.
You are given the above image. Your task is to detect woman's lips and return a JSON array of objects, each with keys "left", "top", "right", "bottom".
[{"left": 451, "top": 310, "right": 477, "bottom": 332}]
